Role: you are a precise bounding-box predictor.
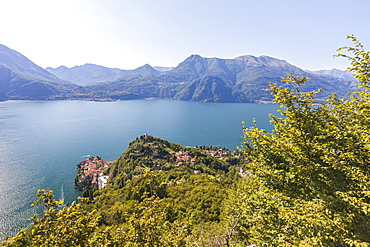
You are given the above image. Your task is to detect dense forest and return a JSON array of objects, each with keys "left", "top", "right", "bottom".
[{"left": 2, "top": 35, "right": 370, "bottom": 246}]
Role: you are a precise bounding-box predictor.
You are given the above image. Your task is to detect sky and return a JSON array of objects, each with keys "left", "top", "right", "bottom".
[{"left": 0, "top": 0, "right": 369, "bottom": 71}]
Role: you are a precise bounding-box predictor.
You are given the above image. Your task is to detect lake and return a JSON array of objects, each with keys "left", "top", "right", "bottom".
[{"left": 0, "top": 99, "right": 280, "bottom": 240}]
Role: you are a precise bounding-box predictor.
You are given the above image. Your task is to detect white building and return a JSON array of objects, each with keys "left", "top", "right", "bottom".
[{"left": 98, "top": 175, "right": 109, "bottom": 189}]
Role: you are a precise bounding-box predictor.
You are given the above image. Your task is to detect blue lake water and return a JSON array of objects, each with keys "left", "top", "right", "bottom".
[{"left": 0, "top": 99, "right": 280, "bottom": 240}]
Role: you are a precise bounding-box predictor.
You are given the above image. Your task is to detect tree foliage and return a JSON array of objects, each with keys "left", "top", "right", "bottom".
[
  {"left": 2, "top": 190, "right": 100, "bottom": 247},
  {"left": 228, "top": 35, "right": 370, "bottom": 246},
  {"left": 2, "top": 136, "right": 241, "bottom": 246}
]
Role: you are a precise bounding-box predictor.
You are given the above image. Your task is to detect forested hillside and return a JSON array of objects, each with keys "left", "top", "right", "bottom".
[
  {"left": 3, "top": 135, "right": 244, "bottom": 246},
  {"left": 2, "top": 36, "right": 370, "bottom": 246}
]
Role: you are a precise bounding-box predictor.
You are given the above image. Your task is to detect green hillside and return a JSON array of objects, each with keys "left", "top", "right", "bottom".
[
  {"left": 94, "top": 135, "right": 240, "bottom": 226},
  {"left": 3, "top": 135, "right": 245, "bottom": 246}
]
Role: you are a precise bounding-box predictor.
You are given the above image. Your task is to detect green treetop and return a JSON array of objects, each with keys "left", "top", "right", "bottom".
[{"left": 227, "top": 35, "right": 370, "bottom": 246}]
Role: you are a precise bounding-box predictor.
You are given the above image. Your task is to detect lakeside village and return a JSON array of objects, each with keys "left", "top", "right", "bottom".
[{"left": 75, "top": 147, "right": 240, "bottom": 193}]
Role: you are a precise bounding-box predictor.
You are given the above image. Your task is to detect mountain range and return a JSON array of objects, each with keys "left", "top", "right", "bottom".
[
  {"left": 0, "top": 44, "right": 358, "bottom": 102},
  {"left": 45, "top": 63, "right": 165, "bottom": 87}
]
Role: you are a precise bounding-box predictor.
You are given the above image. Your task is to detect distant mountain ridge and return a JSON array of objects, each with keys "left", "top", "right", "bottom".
[
  {"left": 46, "top": 64, "right": 161, "bottom": 86},
  {"left": 46, "top": 64, "right": 127, "bottom": 86},
  {"left": 46, "top": 64, "right": 175, "bottom": 86},
  {"left": 308, "top": 68, "right": 354, "bottom": 80},
  {"left": 87, "top": 54, "right": 355, "bottom": 102},
  {"left": 0, "top": 43, "right": 358, "bottom": 102}
]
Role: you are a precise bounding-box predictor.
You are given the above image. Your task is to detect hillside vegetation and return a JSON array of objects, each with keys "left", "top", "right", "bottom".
[
  {"left": 3, "top": 135, "right": 244, "bottom": 246},
  {"left": 2, "top": 35, "right": 370, "bottom": 246}
]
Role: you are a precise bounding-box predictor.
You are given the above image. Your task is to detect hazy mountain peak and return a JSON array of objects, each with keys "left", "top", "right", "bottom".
[
  {"left": 234, "top": 54, "right": 257, "bottom": 60},
  {"left": 233, "top": 55, "right": 290, "bottom": 67},
  {"left": 184, "top": 54, "right": 204, "bottom": 62},
  {"left": 123, "top": 63, "right": 160, "bottom": 78},
  {"left": 46, "top": 63, "right": 128, "bottom": 86},
  {"left": 140, "top": 64, "right": 154, "bottom": 69},
  {"left": 153, "top": 66, "right": 174, "bottom": 72},
  {"left": 308, "top": 68, "right": 356, "bottom": 82},
  {"left": 48, "top": 65, "right": 68, "bottom": 70}
]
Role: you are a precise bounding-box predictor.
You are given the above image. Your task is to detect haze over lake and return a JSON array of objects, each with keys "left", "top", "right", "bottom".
[{"left": 0, "top": 99, "right": 280, "bottom": 240}]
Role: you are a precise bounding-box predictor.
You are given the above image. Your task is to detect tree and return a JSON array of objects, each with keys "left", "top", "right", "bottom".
[
  {"left": 227, "top": 35, "right": 370, "bottom": 246},
  {"left": 2, "top": 190, "right": 100, "bottom": 247}
]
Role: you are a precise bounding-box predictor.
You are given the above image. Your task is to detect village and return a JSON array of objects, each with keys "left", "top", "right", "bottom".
[
  {"left": 75, "top": 156, "right": 115, "bottom": 191},
  {"left": 76, "top": 148, "right": 240, "bottom": 192},
  {"left": 174, "top": 148, "right": 238, "bottom": 166}
]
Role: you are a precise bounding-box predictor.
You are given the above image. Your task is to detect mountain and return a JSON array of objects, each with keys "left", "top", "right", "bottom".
[
  {"left": 159, "top": 54, "right": 304, "bottom": 86},
  {"left": 153, "top": 66, "right": 174, "bottom": 72},
  {"left": 308, "top": 68, "right": 359, "bottom": 87},
  {"left": 46, "top": 63, "right": 161, "bottom": 86},
  {"left": 0, "top": 43, "right": 358, "bottom": 102},
  {"left": 308, "top": 68, "right": 354, "bottom": 80},
  {"left": 174, "top": 75, "right": 249, "bottom": 103},
  {"left": 117, "top": 64, "right": 161, "bottom": 81},
  {"left": 90, "top": 54, "right": 356, "bottom": 102},
  {"left": 46, "top": 64, "right": 128, "bottom": 86},
  {"left": 0, "top": 44, "right": 77, "bottom": 101}
]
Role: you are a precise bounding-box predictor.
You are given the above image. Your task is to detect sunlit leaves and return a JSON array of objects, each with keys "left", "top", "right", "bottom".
[
  {"left": 335, "top": 35, "right": 370, "bottom": 88},
  {"left": 233, "top": 36, "right": 370, "bottom": 246}
]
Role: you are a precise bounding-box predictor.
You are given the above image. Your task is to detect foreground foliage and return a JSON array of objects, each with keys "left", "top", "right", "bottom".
[{"left": 228, "top": 35, "right": 370, "bottom": 246}]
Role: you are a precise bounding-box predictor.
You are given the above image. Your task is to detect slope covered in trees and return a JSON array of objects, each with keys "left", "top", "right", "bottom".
[
  {"left": 3, "top": 136, "right": 243, "bottom": 246},
  {"left": 2, "top": 35, "right": 370, "bottom": 246}
]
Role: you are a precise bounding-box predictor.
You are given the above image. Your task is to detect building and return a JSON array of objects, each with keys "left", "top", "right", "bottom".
[{"left": 98, "top": 175, "right": 109, "bottom": 189}]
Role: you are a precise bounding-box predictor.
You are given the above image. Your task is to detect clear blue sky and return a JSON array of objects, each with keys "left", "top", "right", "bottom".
[{"left": 0, "top": 0, "right": 369, "bottom": 70}]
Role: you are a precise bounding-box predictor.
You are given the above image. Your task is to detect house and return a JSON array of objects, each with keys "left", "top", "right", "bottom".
[{"left": 98, "top": 175, "right": 109, "bottom": 189}]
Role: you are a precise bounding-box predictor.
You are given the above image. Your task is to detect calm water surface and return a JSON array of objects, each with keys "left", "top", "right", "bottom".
[{"left": 0, "top": 99, "right": 280, "bottom": 240}]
